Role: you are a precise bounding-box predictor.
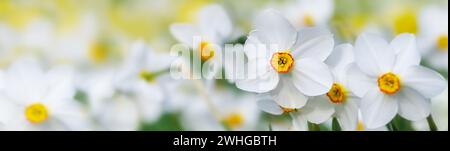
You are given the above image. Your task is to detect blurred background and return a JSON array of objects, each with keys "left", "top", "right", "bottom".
[{"left": 0, "top": 0, "right": 448, "bottom": 131}]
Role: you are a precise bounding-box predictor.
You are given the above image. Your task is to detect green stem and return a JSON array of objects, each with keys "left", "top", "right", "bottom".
[
  {"left": 388, "top": 122, "right": 398, "bottom": 131},
  {"left": 427, "top": 116, "right": 438, "bottom": 131},
  {"left": 308, "top": 122, "right": 321, "bottom": 131},
  {"left": 332, "top": 117, "right": 342, "bottom": 131}
]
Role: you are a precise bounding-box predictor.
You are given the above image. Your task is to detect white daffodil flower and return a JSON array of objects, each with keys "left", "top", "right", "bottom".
[
  {"left": 303, "top": 44, "right": 360, "bottom": 131},
  {"left": 283, "top": 0, "right": 334, "bottom": 28},
  {"left": 419, "top": 6, "right": 448, "bottom": 70},
  {"left": 236, "top": 9, "right": 334, "bottom": 110},
  {"left": 348, "top": 33, "right": 448, "bottom": 129},
  {"left": 181, "top": 90, "right": 260, "bottom": 131},
  {"left": 256, "top": 94, "right": 322, "bottom": 131},
  {"left": 0, "top": 58, "right": 89, "bottom": 131},
  {"left": 81, "top": 41, "right": 173, "bottom": 130},
  {"left": 170, "top": 4, "right": 232, "bottom": 63},
  {"left": 81, "top": 70, "right": 141, "bottom": 131},
  {"left": 50, "top": 14, "right": 105, "bottom": 65}
]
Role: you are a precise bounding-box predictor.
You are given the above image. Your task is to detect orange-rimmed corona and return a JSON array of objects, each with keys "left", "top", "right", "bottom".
[
  {"left": 326, "top": 83, "right": 347, "bottom": 104},
  {"left": 378, "top": 72, "right": 402, "bottom": 95},
  {"left": 271, "top": 51, "right": 295, "bottom": 74}
]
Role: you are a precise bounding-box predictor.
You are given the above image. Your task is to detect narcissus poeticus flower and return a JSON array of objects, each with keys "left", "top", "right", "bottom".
[
  {"left": 419, "top": 6, "right": 448, "bottom": 70},
  {"left": 0, "top": 58, "right": 89, "bottom": 131},
  {"left": 304, "top": 44, "right": 360, "bottom": 131},
  {"left": 283, "top": 0, "right": 334, "bottom": 28},
  {"left": 170, "top": 4, "right": 232, "bottom": 62},
  {"left": 236, "top": 9, "right": 334, "bottom": 111},
  {"left": 348, "top": 33, "right": 447, "bottom": 129}
]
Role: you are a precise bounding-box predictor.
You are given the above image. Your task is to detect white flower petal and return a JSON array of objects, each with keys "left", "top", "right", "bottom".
[
  {"left": 256, "top": 95, "right": 284, "bottom": 115},
  {"left": 293, "top": 27, "right": 334, "bottom": 61},
  {"left": 303, "top": 95, "right": 335, "bottom": 124},
  {"left": 347, "top": 64, "right": 377, "bottom": 97},
  {"left": 391, "top": 34, "right": 421, "bottom": 73},
  {"left": 98, "top": 98, "right": 140, "bottom": 131},
  {"left": 291, "top": 113, "right": 309, "bottom": 131},
  {"left": 335, "top": 98, "right": 359, "bottom": 131},
  {"left": 270, "top": 78, "right": 309, "bottom": 109},
  {"left": 427, "top": 51, "right": 448, "bottom": 71},
  {"left": 50, "top": 101, "right": 90, "bottom": 131},
  {"left": 134, "top": 82, "right": 164, "bottom": 123},
  {"left": 236, "top": 60, "right": 279, "bottom": 93},
  {"left": 397, "top": 88, "right": 431, "bottom": 121},
  {"left": 254, "top": 9, "right": 297, "bottom": 50},
  {"left": 400, "top": 65, "right": 448, "bottom": 98},
  {"left": 326, "top": 44, "right": 354, "bottom": 71},
  {"left": 5, "top": 58, "right": 46, "bottom": 105},
  {"left": 419, "top": 6, "right": 448, "bottom": 36},
  {"left": 43, "top": 66, "right": 76, "bottom": 107},
  {"left": 170, "top": 24, "right": 200, "bottom": 46},
  {"left": 292, "top": 58, "right": 333, "bottom": 96},
  {"left": 243, "top": 33, "right": 271, "bottom": 61},
  {"left": 0, "top": 70, "right": 5, "bottom": 91},
  {"left": 198, "top": 4, "right": 232, "bottom": 42},
  {"left": 354, "top": 33, "right": 396, "bottom": 76},
  {"left": 361, "top": 88, "right": 398, "bottom": 129}
]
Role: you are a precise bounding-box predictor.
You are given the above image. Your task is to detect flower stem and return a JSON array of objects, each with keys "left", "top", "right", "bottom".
[
  {"left": 308, "top": 122, "right": 321, "bottom": 131},
  {"left": 388, "top": 122, "right": 398, "bottom": 131},
  {"left": 427, "top": 116, "right": 438, "bottom": 131},
  {"left": 332, "top": 117, "right": 342, "bottom": 131}
]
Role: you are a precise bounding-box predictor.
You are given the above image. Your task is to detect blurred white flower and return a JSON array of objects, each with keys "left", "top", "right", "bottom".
[
  {"left": 0, "top": 58, "right": 89, "bottom": 131},
  {"left": 81, "top": 41, "right": 173, "bottom": 130},
  {"left": 348, "top": 33, "right": 447, "bottom": 129},
  {"left": 419, "top": 6, "right": 448, "bottom": 70},
  {"left": 170, "top": 4, "right": 233, "bottom": 62},
  {"left": 49, "top": 14, "right": 104, "bottom": 65},
  {"left": 164, "top": 79, "right": 200, "bottom": 112},
  {"left": 236, "top": 9, "right": 334, "bottom": 110},
  {"left": 80, "top": 70, "right": 140, "bottom": 131},
  {"left": 283, "top": 0, "right": 334, "bottom": 28}
]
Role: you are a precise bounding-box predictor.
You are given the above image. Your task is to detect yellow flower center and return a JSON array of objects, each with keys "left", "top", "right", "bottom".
[
  {"left": 281, "top": 107, "right": 298, "bottom": 113},
  {"left": 378, "top": 73, "right": 402, "bottom": 95},
  {"left": 224, "top": 113, "right": 244, "bottom": 129},
  {"left": 326, "top": 83, "right": 348, "bottom": 104},
  {"left": 25, "top": 103, "right": 49, "bottom": 124},
  {"left": 393, "top": 10, "right": 418, "bottom": 34},
  {"left": 303, "top": 14, "right": 315, "bottom": 27},
  {"left": 437, "top": 34, "right": 448, "bottom": 50},
  {"left": 89, "top": 41, "right": 108, "bottom": 64},
  {"left": 199, "top": 41, "right": 215, "bottom": 62},
  {"left": 139, "top": 70, "right": 157, "bottom": 83},
  {"left": 271, "top": 51, "right": 295, "bottom": 74}
]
